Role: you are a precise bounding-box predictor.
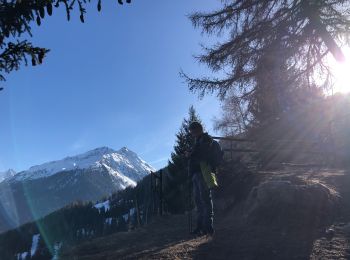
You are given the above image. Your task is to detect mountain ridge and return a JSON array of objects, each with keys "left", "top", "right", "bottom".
[
  {"left": 0, "top": 146, "right": 155, "bottom": 233},
  {"left": 0, "top": 169, "right": 16, "bottom": 183},
  {"left": 12, "top": 146, "right": 154, "bottom": 182}
]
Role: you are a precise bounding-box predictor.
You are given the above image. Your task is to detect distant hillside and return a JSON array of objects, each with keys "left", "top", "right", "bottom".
[
  {"left": 0, "top": 147, "right": 154, "bottom": 233},
  {"left": 0, "top": 171, "right": 153, "bottom": 260}
]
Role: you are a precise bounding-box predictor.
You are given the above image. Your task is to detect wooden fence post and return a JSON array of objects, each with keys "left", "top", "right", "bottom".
[
  {"left": 159, "top": 170, "right": 163, "bottom": 216},
  {"left": 150, "top": 171, "right": 154, "bottom": 215},
  {"left": 135, "top": 197, "right": 141, "bottom": 227}
]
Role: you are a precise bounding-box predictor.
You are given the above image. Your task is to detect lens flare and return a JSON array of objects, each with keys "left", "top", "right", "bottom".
[{"left": 329, "top": 46, "right": 350, "bottom": 94}]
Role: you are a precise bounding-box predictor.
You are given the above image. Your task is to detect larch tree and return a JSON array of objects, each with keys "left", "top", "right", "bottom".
[
  {"left": 213, "top": 88, "right": 250, "bottom": 136},
  {"left": 183, "top": 0, "right": 350, "bottom": 129},
  {"left": 0, "top": 0, "right": 131, "bottom": 90}
]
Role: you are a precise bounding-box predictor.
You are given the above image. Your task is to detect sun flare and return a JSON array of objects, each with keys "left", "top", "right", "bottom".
[{"left": 329, "top": 46, "right": 350, "bottom": 94}]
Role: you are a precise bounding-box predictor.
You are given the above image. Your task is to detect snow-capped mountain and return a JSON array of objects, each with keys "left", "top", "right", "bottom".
[
  {"left": 13, "top": 146, "right": 154, "bottom": 186},
  {"left": 0, "top": 147, "right": 155, "bottom": 233},
  {"left": 0, "top": 169, "right": 16, "bottom": 183}
]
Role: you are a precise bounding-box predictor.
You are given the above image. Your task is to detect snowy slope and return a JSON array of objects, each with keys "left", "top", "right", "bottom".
[
  {"left": 0, "top": 169, "right": 16, "bottom": 183},
  {"left": 13, "top": 147, "right": 155, "bottom": 183},
  {"left": 0, "top": 147, "right": 155, "bottom": 233}
]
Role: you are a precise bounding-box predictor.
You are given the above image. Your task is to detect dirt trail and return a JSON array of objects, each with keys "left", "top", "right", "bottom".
[{"left": 63, "top": 167, "right": 350, "bottom": 259}]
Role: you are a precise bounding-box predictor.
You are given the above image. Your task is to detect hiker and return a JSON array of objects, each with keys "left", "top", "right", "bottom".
[{"left": 186, "top": 121, "right": 223, "bottom": 236}]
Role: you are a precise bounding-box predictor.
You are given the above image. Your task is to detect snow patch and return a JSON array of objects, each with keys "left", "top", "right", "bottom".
[
  {"left": 94, "top": 200, "right": 110, "bottom": 213},
  {"left": 30, "top": 234, "right": 40, "bottom": 257},
  {"left": 105, "top": 218, "right": 113, "bottom": 225},
  {"left": 51, "top": 242, "right": 62, "bottom": 260},
  {"left": 122, "top": 213, "right": 129, "bottom": 222},
  {"left": 16, "top": 252, "right": 28, "bottom": 260}
]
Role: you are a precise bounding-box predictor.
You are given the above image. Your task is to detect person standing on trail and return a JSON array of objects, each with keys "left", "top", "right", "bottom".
[{"left": 186, "top": 121, "right": 223, "bottom": 236}]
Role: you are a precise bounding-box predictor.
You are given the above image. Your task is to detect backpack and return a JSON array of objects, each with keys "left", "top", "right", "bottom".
[{"left": 209, "top": 139, "right": 224, "bottom": 168}]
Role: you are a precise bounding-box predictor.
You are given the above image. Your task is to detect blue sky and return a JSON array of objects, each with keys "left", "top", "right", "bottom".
[{"left": 0, "top": 0, "right": 222, "bottom": 171}]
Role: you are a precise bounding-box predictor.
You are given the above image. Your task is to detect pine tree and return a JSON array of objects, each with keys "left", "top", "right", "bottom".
[
  {"left": 165, "top": 106, "right": 203, "bottom": 213},
  {"left": 183, "top": 0, "right": 350, "bottom": 128},
  {"left": 0, "top": 0, "right": 131, "bottom": 89}
]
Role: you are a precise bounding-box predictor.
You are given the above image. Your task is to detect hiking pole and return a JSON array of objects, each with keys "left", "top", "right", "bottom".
[{"left": 187, "top": 161, "right": 193, "bottom": 234}]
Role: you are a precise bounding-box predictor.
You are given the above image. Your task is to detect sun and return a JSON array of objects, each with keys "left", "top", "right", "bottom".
[{"left": 329, "top": 46, "right": 350, "bottom": 94}]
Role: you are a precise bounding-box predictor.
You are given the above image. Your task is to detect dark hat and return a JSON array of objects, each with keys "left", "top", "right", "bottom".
[{"left": 189, "top": 121, "right": 203, "bottom": 131}]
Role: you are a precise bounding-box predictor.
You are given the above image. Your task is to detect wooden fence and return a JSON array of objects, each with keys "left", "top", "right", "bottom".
[{"left": 149, "top": 135, "right": 332, "bottom": 217}]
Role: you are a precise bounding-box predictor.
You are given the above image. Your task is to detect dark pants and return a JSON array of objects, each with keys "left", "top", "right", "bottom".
[{"left": 192, "top": 172, "right": 214, "bottom": 233}]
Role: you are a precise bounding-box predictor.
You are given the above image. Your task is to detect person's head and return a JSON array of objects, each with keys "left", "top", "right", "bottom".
[{"left": 189, "top": 121, "right": 203, "bottom": 138}]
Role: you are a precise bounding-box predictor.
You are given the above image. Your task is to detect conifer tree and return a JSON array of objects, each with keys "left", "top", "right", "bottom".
[
  {"left": 183, "top": 0, "right": 350, "bottom": 128},
  {"left": 0, "top": 0, "right": 131, "bottom": 89},
  {"left": 165, "top": 106, "right": 203, "bottom": 213}
]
